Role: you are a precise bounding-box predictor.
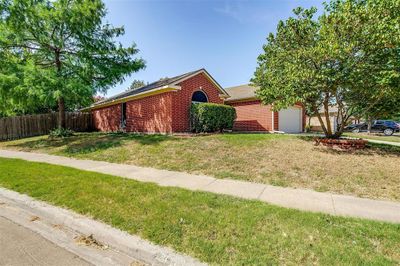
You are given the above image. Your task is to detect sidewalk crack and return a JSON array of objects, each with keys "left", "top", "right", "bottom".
[
  {"left": 257, "top": 186, "right": 267, "bottom": 199},
  {"left": 202, "top": 179, "right": 217, "bottom": 188}
]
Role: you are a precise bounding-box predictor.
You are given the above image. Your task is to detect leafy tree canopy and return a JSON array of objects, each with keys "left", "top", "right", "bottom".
[
  {"left": 0, "top": 0, "right": 145, "bottom": 125},
  {"left": 128, "top": 79, "right": 147, "bottom": 91},
  {"left": 252, "top": 0, "right": 400, "bottom": 138}
]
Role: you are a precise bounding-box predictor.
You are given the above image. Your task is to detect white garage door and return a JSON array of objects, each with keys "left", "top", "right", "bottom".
[{"left": 279, "top": 107, "right": 302, "bottom": 133}]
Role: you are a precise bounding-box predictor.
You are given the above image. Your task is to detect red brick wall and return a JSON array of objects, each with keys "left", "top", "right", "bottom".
[
  {"left": 228, "top": 100, "right": 274, "bottom": 131},
  {"left": 125, "top": 92, "right": 173, "bottom": 133},
  {"left": 273, "top": 111, "right": 279, "bottom": 131},
  {"left": 171, "top": 73, "right": 224, "bottom": 132},
  {"left": 300, "top": 104, "right": 306, "bottom": 132},
  {"left": 92, "top": 104, "right": 121, "bottom": 132}
]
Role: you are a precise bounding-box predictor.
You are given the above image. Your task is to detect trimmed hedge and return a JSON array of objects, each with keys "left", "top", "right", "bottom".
[{"left": 190, "top": 103, "right": 236, "bottom": 133}]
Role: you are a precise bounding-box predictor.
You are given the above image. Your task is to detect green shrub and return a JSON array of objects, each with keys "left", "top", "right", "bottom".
[
  {"left": 49, "top": 127, "right": 74, "bottom": 138},
  {"left": 190, "top": 103, "right": 236, "bottom": 133}
]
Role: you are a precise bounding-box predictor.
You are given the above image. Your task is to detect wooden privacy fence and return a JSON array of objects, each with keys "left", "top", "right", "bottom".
[{"left": 0, "top": 112, "right": 93, "bottom": 141}]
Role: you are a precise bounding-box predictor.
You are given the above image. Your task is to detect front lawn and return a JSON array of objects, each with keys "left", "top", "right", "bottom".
[
  {"left": 0, "top": 158, "right": 399, "bottom": 265},
  {"left": 1, "top": 133, "right": 400, "bottom": 201}
]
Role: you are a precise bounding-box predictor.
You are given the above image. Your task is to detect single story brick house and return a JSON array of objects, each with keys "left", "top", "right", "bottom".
[
  {"left": 84, "top": 69, "right": 305, "bottom": 133},
  {"left": 86, "top": 69, "right": 230, "bottom": 133}
]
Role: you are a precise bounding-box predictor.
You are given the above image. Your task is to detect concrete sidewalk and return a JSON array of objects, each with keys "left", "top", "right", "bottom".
[
  {"left": 362, "top": 138, "right": 400, "bottom": 147},
  {"left": 1, "top": 149, "right": 399, "bottom": 223},
  {"left": 300, "top": 133, "right": 400, "bottom": 147}
]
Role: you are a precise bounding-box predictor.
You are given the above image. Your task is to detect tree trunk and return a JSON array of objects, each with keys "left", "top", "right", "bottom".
[
  {"left": 367, "top": 118, "right": 373, "bottom": 134},
  {"left": 323, "top": 98, "right": 333, "bottom": 137},
  {"left": 332, "top": 105, "right": 344, "bottom": 138},
  {"left": 58, "top": 97, "right": 66, "bottom": 129},
  {"left": 55, "top": 50, "right": 65, "bottom": 129},
  {"left": 307, "top": 116, "right": 312, "bottom": 130},
  {"left": 314, "top": 107, "right": 330, "bottom": 137},
  {"left": 333, "top": 117, "right": 347, "bottom": 139}
]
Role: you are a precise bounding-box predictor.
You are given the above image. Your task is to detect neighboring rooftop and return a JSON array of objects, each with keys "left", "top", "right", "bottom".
[{"left": 224, "top": 84, "right": 259, "bottom": 102}]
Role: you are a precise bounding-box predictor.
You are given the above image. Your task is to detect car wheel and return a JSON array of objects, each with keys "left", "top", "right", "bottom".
[
  {"left": 384, "top": 128, "right": 394, "bottom": 136},
  {"left": 352, "top": 128, "right": 360, "bottom": 133}
]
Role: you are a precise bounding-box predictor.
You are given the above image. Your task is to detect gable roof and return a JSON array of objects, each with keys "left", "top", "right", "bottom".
[
  {"left": 85, "top": 69, "right": 229, "bottom": 110},
  {"left": 224, "top": 84, "right": 259, "bottom": 102}
]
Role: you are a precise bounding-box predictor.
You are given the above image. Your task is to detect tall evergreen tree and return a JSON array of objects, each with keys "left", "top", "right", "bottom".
[{"left": 0, "top": 0, "right": 145, "bottom": 126}]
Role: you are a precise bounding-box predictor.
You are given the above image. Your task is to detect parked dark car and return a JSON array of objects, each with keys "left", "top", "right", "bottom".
[{"left": 345, "top": 120, "right": 400, "bottom": 136}]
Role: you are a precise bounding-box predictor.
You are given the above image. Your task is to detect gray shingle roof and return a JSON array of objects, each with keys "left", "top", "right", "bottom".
[
  {"left": 224, "top": 84, "right": 259, "bottom": 102},
  {"left": 93, "top": 69, "right": 203, "bottom": 106}
]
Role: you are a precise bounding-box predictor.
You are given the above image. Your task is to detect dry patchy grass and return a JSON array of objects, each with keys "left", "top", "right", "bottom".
[{"left": 1, "top": 133, "right": 399, "bottom": 201}]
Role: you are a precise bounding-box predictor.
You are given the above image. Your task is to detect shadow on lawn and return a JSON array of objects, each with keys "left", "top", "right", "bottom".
[
  {"left": 8, "top": 132, "right": 176, "bottom": 155},
  {"left": 296, "top": 136, "right": 400, "bottom": 156}
]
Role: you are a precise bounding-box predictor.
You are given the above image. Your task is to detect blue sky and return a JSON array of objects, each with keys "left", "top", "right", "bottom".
[{"left": 103, "top": 0, "right": 325, "bottom": 96}]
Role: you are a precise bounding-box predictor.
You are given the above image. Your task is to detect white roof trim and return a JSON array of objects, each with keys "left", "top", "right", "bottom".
[
  {"left": 219, "top": 94, "right": 230, "bottom": 99},
  {"left": 82, "top": 85, "right": 181, "bottom": 111},
  {"left": 165, "top": 85, "right": 181, "bottom": 90},
  {"left": 104, "top": 85, "right": 181, "bottom": 104}
]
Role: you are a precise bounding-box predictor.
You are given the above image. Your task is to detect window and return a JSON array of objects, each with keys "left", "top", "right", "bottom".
[
  {"left": 121, "top": 102, "right": 127, "bottom": 128},
  {"left": 385, "top": 121, "right": 395, "bottom": 126},
  {"left": 191, "top": 91, "right": 208, "bottom": 103}
]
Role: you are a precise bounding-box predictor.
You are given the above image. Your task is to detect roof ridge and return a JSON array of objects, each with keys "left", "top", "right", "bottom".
[
  {"left": 92, "top": 68, "right": 206, "bottom": 106},
  {"left": 225, "top": 83, "right": 256, "bottom": 89},
  {"left": 223, "top": 84, "right": 259, "bottom": 102}
]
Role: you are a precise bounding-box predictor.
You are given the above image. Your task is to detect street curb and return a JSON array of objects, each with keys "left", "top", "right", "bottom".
[{"left": 0, "top": 188, "right": 206, "bottom": 266}]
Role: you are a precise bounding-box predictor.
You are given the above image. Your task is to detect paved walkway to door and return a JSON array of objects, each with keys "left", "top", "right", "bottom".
[{"left": 0, "top": 149, "right": 399, "bottom": 223}]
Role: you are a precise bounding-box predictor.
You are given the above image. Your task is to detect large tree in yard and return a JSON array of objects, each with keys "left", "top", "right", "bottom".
[
  {"left": 0, "top": 45, "right": 58, "bottom": 117},
  {"left": 326, "top": 0, "right": 400, "bottom": 133},
  {"left": 0, "top": 0, "right": 145, "bottom": 127},
  {"left": 252, "top": 0, "right": 400, "bottom": 138}
]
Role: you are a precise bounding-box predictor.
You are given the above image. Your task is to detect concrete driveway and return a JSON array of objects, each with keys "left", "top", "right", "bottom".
[{"left": 0, "top": 216, "right": 90, "bottom": 266}]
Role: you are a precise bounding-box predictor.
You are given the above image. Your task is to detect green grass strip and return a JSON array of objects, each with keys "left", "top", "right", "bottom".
[{"left": 0, "top": 157, "right": 399, "bottom": 265}]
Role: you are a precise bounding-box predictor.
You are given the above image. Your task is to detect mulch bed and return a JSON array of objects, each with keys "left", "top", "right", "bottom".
[{"left": 314, "top": 137, "right": 368, "bottom": 150}]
